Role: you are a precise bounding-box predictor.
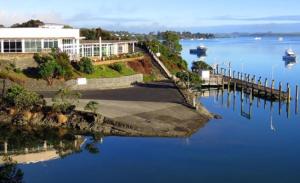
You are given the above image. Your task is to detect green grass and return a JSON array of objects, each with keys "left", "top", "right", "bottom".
[
  {"left": 81, "top": 63, "right": 136, "bottom": 79},
  {"left": 143, "top": 74, "right": 157, "bottom": 83}
]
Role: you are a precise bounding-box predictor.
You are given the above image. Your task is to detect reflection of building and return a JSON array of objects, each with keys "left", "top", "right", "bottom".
[
  {"left": 0, "top": 136, "right": 86, "bottom": 165},
  {"left": 0, "top": 24, "right": 137, "bottom": 60}
]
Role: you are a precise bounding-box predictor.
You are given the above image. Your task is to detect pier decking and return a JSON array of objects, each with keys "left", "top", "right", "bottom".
[{"left": 202, "top": 69, "right": 293, "bottom": 102}]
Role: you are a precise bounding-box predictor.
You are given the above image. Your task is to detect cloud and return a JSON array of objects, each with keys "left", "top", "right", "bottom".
[
  {"left": 212, "top": 15, "right": 300, "bottom": 22},
  {"left": 0, "top": 11, "right": 64, "bottom": 26}
]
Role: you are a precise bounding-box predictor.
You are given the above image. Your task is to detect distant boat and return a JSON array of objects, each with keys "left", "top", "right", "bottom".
[
  {"left": 190, "top": 45, "right": 207, "bottom": 56},
  {"left": 254, "top": 37, "right": 262, "bottom": 41},
  {"left": 283, "top": 49, "right": 297, "bottom": 62},
  {"left": 278, "top": 37, "right": 284, "bottom": 41}
]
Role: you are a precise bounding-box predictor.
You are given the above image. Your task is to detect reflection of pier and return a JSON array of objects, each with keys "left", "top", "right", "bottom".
[
  {"left": 200, "top": 87, "right": 297, "bottom": 120},
  {"left": 0, "top": 136, "right": 86, "bottom": 165}
]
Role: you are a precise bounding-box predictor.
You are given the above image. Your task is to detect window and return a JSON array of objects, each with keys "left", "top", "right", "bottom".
[
  {"left": 118, "top": 45, "right": 123, "bottom": 54},
  {"left": 24, "top": 40, "right": 42, "bottom": 53},
  {"left": 44, "top": 39, "right": 58, "bottom": 49},
  {"left": 3, "top": 40, "right": 22, "bottom": 53}
]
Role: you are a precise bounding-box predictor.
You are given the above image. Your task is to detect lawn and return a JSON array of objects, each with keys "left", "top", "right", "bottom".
[{"left": 80, "top": 63, "right": 136, "bottom": 79}]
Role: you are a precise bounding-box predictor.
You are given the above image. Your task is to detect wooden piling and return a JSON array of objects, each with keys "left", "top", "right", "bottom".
[
  {"left": 296, "top": 85, "right": 299, "bottom": 102},
  {"left": 287, "top": 83, "right": 291, "bottom": 103},
  {"left": 234, "top": 81, "right": 237, "bottom": 96},
  {"left": 279, "top": 82, "right": 282, "bottom": 101}
]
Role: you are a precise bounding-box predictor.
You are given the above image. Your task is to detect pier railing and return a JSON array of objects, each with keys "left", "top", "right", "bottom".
[{"left": 202, "top": 67, "right": 298, "bottom": 103}]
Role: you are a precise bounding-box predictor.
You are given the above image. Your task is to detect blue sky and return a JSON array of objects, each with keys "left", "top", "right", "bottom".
[{"left": 1, "top": 0, "right": 300, "bottom": 32}]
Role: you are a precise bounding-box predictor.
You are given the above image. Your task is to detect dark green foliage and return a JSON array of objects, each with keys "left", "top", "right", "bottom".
[
  {"left": 191, "top": 61, "right": 213, "bottom": 73},
  {"left": 161, "top": 31, "right": 182, "bottom": 54},
  {"left": 54, "top": 52, "right": 73, "bottom": 80},
  {"left": 145, "top": 39, "right": 187, "bottom": 73},
  {"left": 52, "top": 88, "right": 81, "bottom": 114},
  {"left": 85, "top": 143, "right": 100, "bottom": 154},
  {"left": 0, "top": 159, "right": 24, "bottom": 183},
  {"left": 78, "top": 57, "right": 94, "bottom": 74},
  {"left": 34, "top": 49, "right": 74, "bottom": 85},
  {"left": 80, "top": 28, "right": 118, "bottom": 40},
  {"left": 109, "top": 63, "right": 123, "bottom": 73},
  {"left": 4, "top": 85, "right": 44, "bottom": 110},
  {"left": 39, "top": 60, "right": 58, "bottom": 85},
  {"left": 0, "top": 24, "right": 4, "bottom": 28},
  {"left": 84, "top": 101, "right": 99, "bottom": 114},
  {"left": 11, "top": 19, "right": 44, "bottom": 28},
  {"left": 176, "top": 71, "right": 203, "bottom": 88}
]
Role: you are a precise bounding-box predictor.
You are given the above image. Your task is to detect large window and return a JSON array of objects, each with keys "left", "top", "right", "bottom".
[
  {"left": 24, "top": 40, "right": 42, "bottom": 53},
  {"left": 118, "top": 45, "right": 123, "bottom": 54},
  {"left": 3, "top": 40, "right": 22, "bottom": 53},
  {"left": 44, "top": 39, "right": 58, "bottom": 49}
]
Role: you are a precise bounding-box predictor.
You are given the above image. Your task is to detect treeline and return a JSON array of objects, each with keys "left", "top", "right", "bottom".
[{"left": 157, "top": 31, "right": 215, "bottom": 39}]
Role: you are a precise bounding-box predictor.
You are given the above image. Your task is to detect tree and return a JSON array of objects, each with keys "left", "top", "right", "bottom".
[
  {"left": 0, "top": 158, "right": 24, "bottom": 183},
  {"left": 52, "top": 88, "right": 81, "bottom": 114},
  {"left": 4, "top": 85, "right": 44, "bottom": 111},
  {"left": 53, "top": 51, "right": 73, "bottom": 80},
  {"left": 191, "top": 61, "right": 213, "bottom": 73},
  {"left": 39, "top": 60, "right": 58, "bottom": 85},
  {"left": 84, "top": 101, "right": 99, "bottom": 114},
  {"left": 78, "top": 57, "right": 94, "bottom": 74},
  {"left": 161, "top": 31, "right": 182, "bottom": 54},
  {"left": 11, "top": 19, "right": 44, "bottom": 28},
  {"left": 0, "top": 24, "right": 4, "bottom": 28}
]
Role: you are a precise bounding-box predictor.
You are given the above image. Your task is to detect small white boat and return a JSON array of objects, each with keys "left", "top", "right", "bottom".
[
  {"left": 283, "top": 48, "right": 297, "bottom": 62},
  {"left": 278, "top": 37, "right": 284, "bottom": 41},
  {"left": 254, "top": 37, "right": 262, "bottom": 40}
]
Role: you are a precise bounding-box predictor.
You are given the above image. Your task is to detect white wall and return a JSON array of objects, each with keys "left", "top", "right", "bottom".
[{"left": 0, "top": 28, "right": 80, "bottom": 39}]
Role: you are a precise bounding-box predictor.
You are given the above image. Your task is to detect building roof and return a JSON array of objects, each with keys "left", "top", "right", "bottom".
[
  {"left": 80, "top": 39, "right": 138, "bottom": 44},
  {"left": 0, "top": 28, "right": 80, "bottom": 39}
]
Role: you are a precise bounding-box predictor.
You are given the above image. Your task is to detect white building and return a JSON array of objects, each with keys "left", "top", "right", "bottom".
[{"left": 0, "top": 24, "right": 137, "bottom": 60}]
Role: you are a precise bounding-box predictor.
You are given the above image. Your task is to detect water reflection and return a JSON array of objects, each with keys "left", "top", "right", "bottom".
[
  {"left": 0, "top": 126, "right": 103, "bottom": 165},
  {"left": 200, "top": 88, "right": 298, "bottom": 121},
  {"left": 284, "top": 60, "right": 297, "bottom": 69}
]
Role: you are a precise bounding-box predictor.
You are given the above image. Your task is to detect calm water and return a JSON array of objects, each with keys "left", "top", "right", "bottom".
[{"left": 3, "top": 37, "right": 300, "bottom": 183}]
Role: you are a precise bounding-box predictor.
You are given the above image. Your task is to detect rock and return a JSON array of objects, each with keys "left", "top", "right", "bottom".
[
  {"left": 57, "top": 114, "right": 68, "bottom": 124},
  {"left": 213, "top": 114, "right": 223, "bottom": 119}
]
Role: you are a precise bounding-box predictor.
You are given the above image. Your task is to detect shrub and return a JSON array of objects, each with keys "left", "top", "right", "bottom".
[
  {"left": 52, "top": 88, "right": 81, "bottom": 114},
  {"left": 38, "top": 60, "right": 58, "bottom": 85},
  {"left": 78, "top": 57, "right": 94, "bottom": 74},
  {"left": 4, "top": 85, "right": 44, "bottom": 111},
  {"left": 84, "top": 101, "right": 99, "bottom": 114},
  {"left": 109, "top": 63, "right": 123, "bottom": 73}
]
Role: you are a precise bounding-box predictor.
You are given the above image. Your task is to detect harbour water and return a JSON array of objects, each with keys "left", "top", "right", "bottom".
[{"left": 2, "top": 37, "right": 300, "bottom": 183}]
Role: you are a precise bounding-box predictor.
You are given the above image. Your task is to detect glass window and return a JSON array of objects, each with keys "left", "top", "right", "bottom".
[{"left": 3, "top": 40, "right": 22, "bottom": 53}]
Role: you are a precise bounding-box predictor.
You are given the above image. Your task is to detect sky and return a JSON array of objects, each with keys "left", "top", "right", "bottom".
[{"left": 1, "top": 0, "right": 300, "bottom": 33}]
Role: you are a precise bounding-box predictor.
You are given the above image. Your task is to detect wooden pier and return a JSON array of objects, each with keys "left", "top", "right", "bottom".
[{"left": 202, "top": 68, "right": 292, "bottom": 102}]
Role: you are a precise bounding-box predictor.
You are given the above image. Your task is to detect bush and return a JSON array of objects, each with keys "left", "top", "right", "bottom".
[
  {"left": 84, "top": 101, "right": 99, "bottom": 114},
  {"left": 78, "top": 57, "right": 94, "bottom": 74},
  {"left": 34, "top": 49, "right": 74, "bottom": 85},
  {"left": 4, "top": 85, "right": 44, "bottom": 111},
  {"left": 109, "top": 63, "right": 123, "bottom": 73},
  {"left": 52, "top": 88, "right": 81, "bottom": 114}
]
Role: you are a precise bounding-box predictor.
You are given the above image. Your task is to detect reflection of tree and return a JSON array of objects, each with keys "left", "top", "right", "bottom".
[{"left": 0, "top": 157, "right": 24, "bottom": 183}]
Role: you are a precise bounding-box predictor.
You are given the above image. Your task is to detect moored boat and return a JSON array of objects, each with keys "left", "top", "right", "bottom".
[{"left": 283, "top": 48, "right": 297, "bottom": 62}]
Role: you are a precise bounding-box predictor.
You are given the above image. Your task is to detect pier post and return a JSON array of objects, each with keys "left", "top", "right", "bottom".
[
  {"left": 238, "top": 72, "right": 240, "bottom": 80},
  {"left": 264, "top": 78, "right": 268, "bottom": 97},
  {"left": 287, "top": 83, "right": 291, "bottom": 103},
  {"left": 234, "top": 81, "right": 237, "bottom": 96},
  {"left": 279, "top": 82, "right": 282, "bottom": 101},
  {"left": 250, "top": 88, "right": 253, "bottom": 104},
  {"left": 216, "top": 65, "right": 219, "bottom": 75},
  {"left": 248, "top": 74, "right": 250, "bottom": 82},
  {"left": 222, "top": 77, "right": 224, "bottom": 91},
  {"left": 271, "top": 80, "right": 275, "bottom": 99},
  {"left": 296, "top": 85, "right": 299, "bottom": 103},
  {"left": 4, "top": 141, "right": 7, "bottom": 154},
  {"left": 228, "top": 79, "right": 231, "bottom": 93}
]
